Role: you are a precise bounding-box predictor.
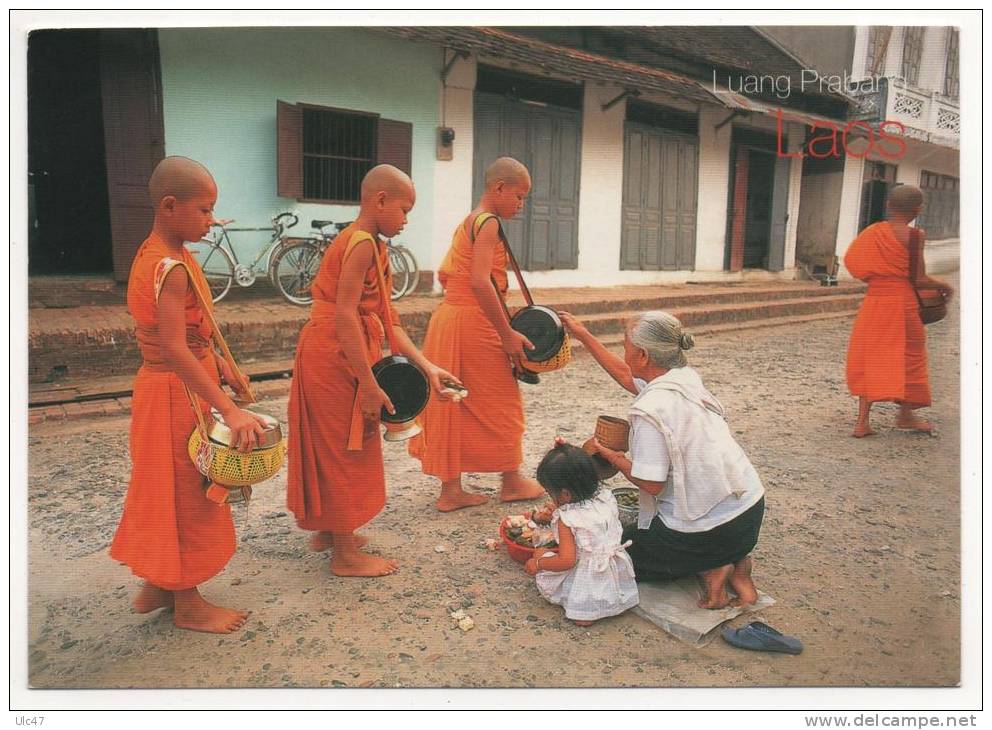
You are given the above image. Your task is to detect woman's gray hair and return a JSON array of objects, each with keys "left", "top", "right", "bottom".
[{"left": 629, "top": 311, "right": 695, "bottom": 369}]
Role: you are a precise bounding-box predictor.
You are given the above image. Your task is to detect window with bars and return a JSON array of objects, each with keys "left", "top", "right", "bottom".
[
  {"left": 944, "top": 28, "right": 959, "bottom": 99},
  {"left": 301, "top": 107, "right": 375, "bottom": 203},
  {"left": 865, "top": 27, "right": 890, "bottom": 76},
  {"left": 917, "top": 171, "right": 959, "bottom": 239},
  {"left": 901, "top": 27, "right": 924, "bottom": 85},
  {"left": 276, "top": 100, "right": 412, "bottom": 204}
]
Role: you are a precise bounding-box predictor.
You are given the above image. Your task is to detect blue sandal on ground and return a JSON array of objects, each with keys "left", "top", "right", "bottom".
[{"left": 722, "top": 621, "right": 803, "bottom": 654}]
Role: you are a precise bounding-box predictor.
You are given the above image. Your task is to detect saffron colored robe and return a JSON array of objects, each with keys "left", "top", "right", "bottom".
[
  {"left": 109, "top": 234, "right": 235, "bottom": 591},
  {"left": 408, "top": 213, "right": 525, "bottom": 480},
  {"left": 286, "top": 226, "right": 400, "bottom": 533},
  {"left": 845, "top": 221, "right": 932, "bottom": 407}
]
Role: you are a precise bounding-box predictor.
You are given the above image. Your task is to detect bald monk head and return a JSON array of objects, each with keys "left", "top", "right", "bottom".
[
  {"left": 484, "top": 157, "right": 531, "bottom": 190},
  {"left": 360, "top": 164, "right": 415, "bottom": 238},
  {"left": 149, "top": 156, "right": 217, "bottom": 205},
  {"left": 887, "top": 185, "right": 924, "bottom": 219},
  {"left": 482, "top": 157, "right": 531, "bottom": 220},
  {"left": 148, "top": 156, "right": 218, "bottom": 245}
]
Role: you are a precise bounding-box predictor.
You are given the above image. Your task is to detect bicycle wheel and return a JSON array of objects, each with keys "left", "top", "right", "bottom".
[
  {"left": 395, "top": 245, "right": 420, "bottom": 296},
  {"left": 271, "top": 239, "right": 322, "bottom": 306},
  {"left": 388, "top": 244, "right": 412, "bottom": 300},
  {"left": 185, "top": 239, "right": 235, "bottom": 302}
]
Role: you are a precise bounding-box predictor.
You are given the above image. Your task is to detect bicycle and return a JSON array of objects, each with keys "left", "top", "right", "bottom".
[
  {"left": 309, "top": 219, "right": 421, "bottom": 301},
  {"left": 186, "top": 211, "right": 311, "bottom": 304}
]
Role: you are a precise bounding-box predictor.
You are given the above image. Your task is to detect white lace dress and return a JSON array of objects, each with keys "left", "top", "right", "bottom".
[{"left": 535, "top": 489, "right": 639, "bottom": 621}]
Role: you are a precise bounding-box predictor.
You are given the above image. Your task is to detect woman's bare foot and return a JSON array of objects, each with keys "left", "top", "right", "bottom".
[
  {"left": 436, "top": 478, "right": 489, "bottom": 512},
  {"left": 172, "top": 587, "right": 249, "bottom": 634},
  {"left": 132, "top": 583, "right": 173, "bottom": 613},
  {"left": 696, "top": 564, "right": 734, "bottom": 609},
  {"left": 571, "top": 618, "right": 596, "bottom": 626},
  {"left": 500, "top": 471, "right": 545, "bottom": 503},
  {"left": 329, "top": 533, "right": 398, "bottom": 577},
  {"left": 309, "top": 531, "right": 367, "bottom": 551},
  {"left": 728, "top": 556, "right": 759, "bottom": 607},
  {"left": 852, "top": 421, "right": 876, "bottom": 438}
]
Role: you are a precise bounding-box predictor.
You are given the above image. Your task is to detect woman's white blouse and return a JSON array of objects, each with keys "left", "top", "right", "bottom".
[{"left": 630, "top": 367, "right": 764, "bottom": 533}]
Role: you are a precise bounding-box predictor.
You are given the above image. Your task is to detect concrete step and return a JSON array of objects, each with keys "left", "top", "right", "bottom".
[
  {"left": 28, "top": 281, "right": 863, "bottom": 384},
  {"left": 28, "top": 307, "right": 861, "bottom": 421},
  {"left": 574, "top": 293, "right": 863, "bottom": 336},
  {"left": 572, "top": 307, "right": 860, "bottom": 351}
]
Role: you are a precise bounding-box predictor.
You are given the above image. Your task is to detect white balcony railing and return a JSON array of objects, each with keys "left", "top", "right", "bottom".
[{"left": 886, "top": 80, "right": 960, "bottom": 147}]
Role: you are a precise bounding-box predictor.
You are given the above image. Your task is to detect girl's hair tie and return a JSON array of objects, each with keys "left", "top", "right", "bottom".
[{"left": 553, "top": 435, "right": 567, "bottom": 447}]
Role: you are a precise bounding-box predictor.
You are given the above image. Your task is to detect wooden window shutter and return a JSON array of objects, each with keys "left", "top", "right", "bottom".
[
  {"left": 277, "top": 100, "right": 302, "bottom": 199},
  {"left": 376, "top": 118, "right": 413, "bottom": 175}
]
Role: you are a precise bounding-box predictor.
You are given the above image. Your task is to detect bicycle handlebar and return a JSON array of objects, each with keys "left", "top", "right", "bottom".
[{"left": 273, "top": 211, "right": 300, "bottom": 232}]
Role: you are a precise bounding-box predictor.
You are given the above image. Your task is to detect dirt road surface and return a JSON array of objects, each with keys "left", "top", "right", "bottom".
[{"left": 26, "top": 292, "right": 960, "bottom": 688}]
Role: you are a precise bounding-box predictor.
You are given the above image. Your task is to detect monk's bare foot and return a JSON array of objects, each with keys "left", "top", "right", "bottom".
[
  {"left": 172, "top": 588, "right": 249, "bottom": 634},
  {"left": 436, "top": 490, "right": 489, "bottom": 512},
  {"left": 437, "top": 478, "right": 489, "bottom": 512},
  {"left": 572, "top": 618, "right": 596, "bottom": 626},
  {"left": 330, "top": 551, "right": 398, "bottom": 577},
  {"left": 696, "top": 564, "right": 734, "bottom": 609},
  {"left": 728, "top": 556, "right": 759, "bottom": 608},
  {"left": 895, "top": 416, "right": 933, "bottom": 432},
  {"left": 852, "top": 421, "right": 876, "bottom": 438},
  {"left": 500, "top": 471, "right": 545, "bottom": 503},
  {"left": 309, "top": 531, "right": 334, "bottom": 552},
  {"left": 132, "top": 583, "right": 173, "bottom": 613},
  {"left": 309, "top": 531, "right": 367, "bottom": 551}
]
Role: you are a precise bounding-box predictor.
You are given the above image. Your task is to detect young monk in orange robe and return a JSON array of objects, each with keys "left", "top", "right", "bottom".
[
  {"left": 408, "top": 157, "right": 546, "bottom": 511},
  {"left": 287, "top": 164, "right": 461, "bottom": 576},
  {"left": 109, "top": 156, "right": 268, "bottom": 634},
  {"left": 845, "top": 185, "right": 953, "bottom": 437}
]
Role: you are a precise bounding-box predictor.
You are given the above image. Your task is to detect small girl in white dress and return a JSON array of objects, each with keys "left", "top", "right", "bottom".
[{"left": 525, "top": 440, "right": 639, "bottom": 625}]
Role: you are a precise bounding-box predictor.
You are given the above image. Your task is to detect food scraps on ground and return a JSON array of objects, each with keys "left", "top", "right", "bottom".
[{"left": 449, "top": 609, "right": 475, "bottom": 631}]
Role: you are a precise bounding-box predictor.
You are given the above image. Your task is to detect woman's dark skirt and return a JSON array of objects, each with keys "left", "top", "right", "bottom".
[{"left": 621, "top": 497, "right": 764, "bottom": 582}]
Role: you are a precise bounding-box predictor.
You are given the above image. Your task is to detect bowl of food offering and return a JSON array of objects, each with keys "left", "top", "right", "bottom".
[
  {"left": 611, "top": 486, "right": 639, "bottom": 528},
  {"left": 499, "top": 507, "right": 558, "bottom": 564}
]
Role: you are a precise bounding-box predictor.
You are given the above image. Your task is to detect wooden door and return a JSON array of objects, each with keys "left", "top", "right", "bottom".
[
  {"left": 767, "top": 156, "right": 791, "bottom": 271},
  {"left": 472, "top": 92, "right": 581, "bottom": 270},
  {"left": 621, "top": 122, "right": 698, "bottom": 270},
  {"left": 99, "top": 29, "right": 165, "bottom": 281}
]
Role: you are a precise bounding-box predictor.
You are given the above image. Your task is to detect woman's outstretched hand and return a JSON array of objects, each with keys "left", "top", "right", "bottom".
[{"left": 558, "top": 310, "right": 588, "bottom": 339}]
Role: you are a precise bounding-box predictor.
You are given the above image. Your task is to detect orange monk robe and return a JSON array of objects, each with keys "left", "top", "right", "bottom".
[
  {"left": 286, "top": 226, "right": 401, "bottom": 533},
  {"left": 408, "top": 214, "right": 525, "bottom": 480},
  {"left": 845, "top": 221, "right": 932, "bottom": 407},
  {"left": 109, "top": 234, "right": 235, "bottom": 591}
]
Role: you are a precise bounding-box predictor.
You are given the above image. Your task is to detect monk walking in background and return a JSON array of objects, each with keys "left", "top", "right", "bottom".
[
  {"left": 845, "top": 185, "right": 953, "bottom": 438},
  {"left": 287, "top": 165, "right": 460, "bottom": 576},
  {"left": 110, "top": 156, "right": 268, "bottom": 633},
  {"left": 409, "top": 157, "right": 545, "bottom": 511}
]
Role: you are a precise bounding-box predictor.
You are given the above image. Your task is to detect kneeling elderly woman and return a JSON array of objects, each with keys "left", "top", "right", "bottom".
[{"left": 559, "top": 310, "right": 765, "bottom": 609}]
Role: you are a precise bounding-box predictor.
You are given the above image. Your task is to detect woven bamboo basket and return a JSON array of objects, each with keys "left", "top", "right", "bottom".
[{"left": 595, "top": 415, "right": 630, "bottom": 452}]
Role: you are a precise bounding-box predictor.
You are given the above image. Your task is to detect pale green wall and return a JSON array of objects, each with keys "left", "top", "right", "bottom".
[{"left": 158, "top": 27, "right": 439, "bottom": 268}]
